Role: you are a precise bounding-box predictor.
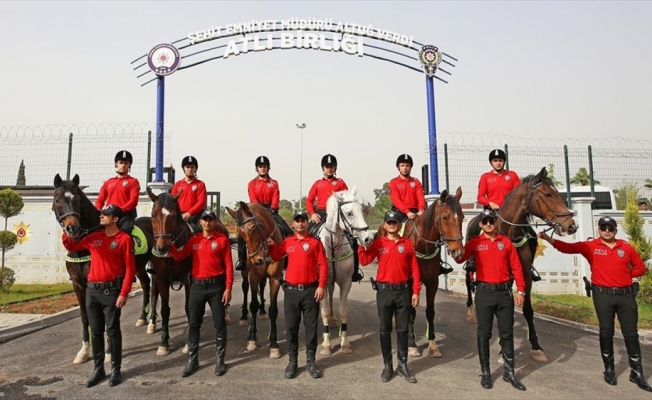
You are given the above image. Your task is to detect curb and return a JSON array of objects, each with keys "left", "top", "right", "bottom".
[{"left": 0, "top": 289, "right": 143, "bottom": 344}]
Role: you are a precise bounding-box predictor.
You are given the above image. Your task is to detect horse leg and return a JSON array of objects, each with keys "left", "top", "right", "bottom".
[
  {"left": 157, "top": 285, "right": 171, "bottom": 356},
  {"left": 524, "top": 292, "right": 547, "bottom": 362},
  {"left": 338, "top": 279, "right": 353, "bottom": 354},
  {"left": 408, "top": 305, "right": 421, "bottom": 357},
  {"left": 148, "top": 277, "right": 159, "bottom": 334},
  {"left": 136, "top": 265, "right": 151, "bottom": 327},
  {"left": 465, "top": 271, "right": 477, "bottom": 324},
  {"left": 320, "top": 285, "right": 333, "bottom": 356},
  {"left": 72, "top": 282, "right": 91, "bottom": 364},
  {"left": 425, "top": 285, "right": 442, "bottom": 358},
  {"left": 267, "top": 277, "right": 281, "bottom": 359},
  {"left": 246, "top": 277, "right": 260, "bottom": 351},
  {"left": 258, "top": 276, "right": 268, "bottom": 319},
  {"left": 328, "top": 284, "right": 337, "bottom": 328},
  {"left": 239, "top": 271, "right": 249, "bottom": 326}
]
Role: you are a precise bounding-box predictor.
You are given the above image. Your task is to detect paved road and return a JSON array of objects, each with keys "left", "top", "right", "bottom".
[{"left": 1, "top": 267, "right": 650, "bottom": 399}]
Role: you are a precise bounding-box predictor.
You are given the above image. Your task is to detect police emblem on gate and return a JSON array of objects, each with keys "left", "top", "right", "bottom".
[
  {"left": 302, "top": 243, "right": 310, "bottom": 252},
  {"left": 398, "top": 244, "right": 405, "bottom": 254},
  {"left": 410, "top": 181, "right": 416, "bottom": 188},
  {"left": 110, "top": 240, "right": 118, "bottom": 250},
  {"left": 497, "top": 242, "right": 505, "bottom": 251},
  {"left": 617, "top": 249, "right": 625, "bottom": 258},
  {"left": 418, "top": 45, "right": 443, "bottom": 78},
  {"left": 211, "top": 242, "right": 218, "bottom": 251}
]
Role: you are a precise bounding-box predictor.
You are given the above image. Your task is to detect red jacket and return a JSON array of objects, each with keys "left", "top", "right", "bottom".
[
  {"left": 170, "top": 232, "right": 234, "bottom": 289},
  {"left": 171, "top": 178, "right": 207, "bottom": 216},
  {"left": 552, "top": 238, "right": 646, "bottom": 288},
  {"left": 96, "top": 175, "right": 140, "bottom": 213},
  {"left": 248, "top": 177, "right": 280, "bottom": 210},
  {"left": 389, "top": 175, "right": 427, "bottom": 215},
  {"left": 306, "top": 177, "right": 348, "bottom": 215},
  {"left": 62, "top": 231, "right": 135, "bottom": 298},
  {"left": 358, "top": 236, "right": 421, "bottom": 295},
  {"left": 457, "top": 233, "right": 526, "bottom": 292},
  {"left": 268, "top": 234, "right": 328, "bottom": 288},
  {"left": 477, "top": 170, "right": 520, "bottom": 208}
]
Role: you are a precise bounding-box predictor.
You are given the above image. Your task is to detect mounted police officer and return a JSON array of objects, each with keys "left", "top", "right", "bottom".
[
  {"left": 539, "top": 217, "right": 651, "bottom": 392},
  {"left": 236, "top": 156, "right": 292, "bottom": 271},
  {"left": 358, "top": 210, "right": 421, "bottom": 383},
  {"left": 171, "top": 156, "right": 206, "bottom": 234},
  {"left": 62, "top": 205, "right": 135, "bottom": 387},
  {"left": 95, "top": 150, "right": 140, "bottom": 236},
  {"left": 456, "top": 209, "right": 527, "bottom": 391},
  {"left": 306, "top": 154, "right": 362, "bottom": 282},
  {"left": 170, "top": 209, "right": 233, "bottom": 378}
]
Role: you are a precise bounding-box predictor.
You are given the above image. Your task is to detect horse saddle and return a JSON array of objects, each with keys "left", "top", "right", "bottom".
[
  {"left": 130, "top": 226, "right": 148, "bottom": 255},
  {"left": 308, "top": 220, "right": 325, "bottom": 238}
]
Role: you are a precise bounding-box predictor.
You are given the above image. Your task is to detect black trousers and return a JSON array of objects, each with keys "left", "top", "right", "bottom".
[
  {"left": 593, "top": 290, "right": 639, "bottom": 341},
  {"left": 377, "top": 288, "right": 411, "bottom": 334},
  {"left": 391, "top": 207, "right": 418, "bottom": 223},
  {"left": 86, "top": 286, "right": 122, "bottom": 345},
  {"left": 284, "top": 286, "right": 319, "bottom": 356},
  {"left": 475, "top": 286, "right": 514, "bottom": 340},
  {"left": 187, "top": 281, "right": 227, "bottom": 340},
  {"left": 118, "top": 210, "right": 136, "bottom": 235}
]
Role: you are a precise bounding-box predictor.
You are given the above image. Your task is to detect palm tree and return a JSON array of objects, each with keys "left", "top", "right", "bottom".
[
  {"left": 570, "top": 167, "right": 600, "bottom": 186},
  {"left": 644, "top": 179, "right": 652, "bottom": 189}
]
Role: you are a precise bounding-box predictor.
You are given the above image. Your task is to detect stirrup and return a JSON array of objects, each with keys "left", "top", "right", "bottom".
[{"left": 531, "top": 266, "right": 541, "bottom": 282}]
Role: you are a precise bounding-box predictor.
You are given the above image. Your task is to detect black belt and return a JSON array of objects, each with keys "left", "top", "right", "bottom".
[
  {"left": 592, "top": 284, "right": 634, "bottom": 295},
  {"left": 376, "top": 281, "right": 409, "bottom": 291},
  {"left": 87, "top": 278, "right": 122, "bottom": 291},
  {"left": 283, "top": 281, "right": 319, "bottom": 291},
  {"left": 191, "top": 275, "right": 225, "bottom": 286},
  {"left": 476, "top": 281, "right": 512, "bottom": 291}
]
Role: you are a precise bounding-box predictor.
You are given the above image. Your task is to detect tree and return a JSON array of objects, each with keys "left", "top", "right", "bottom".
[
  {"left": 293, "top": 196, "right": 307, "bottom": 211},
  {"left": 645, "top": 179, "right": 652, "bottom": 189},
  {"left": 373, "top": 182, "right": 392, "bottom": 215},
  {"left": 546, "top": 163, "right": 563, "bottom": 187},
  {"left": 279, "top": 199, "right": 293, "bottom": 211},
  {"left": 570, "top": 167, "right": 600, "bottom": 186},
  {"left": 0, "top": 188, "right": 24, "bottom": 291},
  {"left": 622, "top": 195, "right": 652, "bottom": 305},
  {"left": 614, "top": 182, "right": 640, "bottom": 211},
  {"left": 16, "top": 160, "right": 26, "bottom": 186}
]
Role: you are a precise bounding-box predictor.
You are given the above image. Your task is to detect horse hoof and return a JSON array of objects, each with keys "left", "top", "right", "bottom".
[
  {"left": 259, "top": 313, "right": 268, "bottom": 320},
  {"left": 408, "top": 347, "right": 422, "bottom": 357},
  {"left": 428, "top": 346, "right": 442, "bottom": 358},
  {"left": 156, "top": 346, "right": 171, "bottom": 356},
  {"left": 238, "top": 319, "right": 249, "bottom": 327},
  {"left": 467, "top": 315, "right": 477, "bottom": 324},
  {"left": 531, "top": 349, "right": 548, "bottom": 363},
  {"left": 73, "top": 353, "right": 89, "bottom": 364},
  {"left": 340, "top": 344, "right": 353, "bottom": 354},
  {"left": 182, "top": 344, "right": 189, "bottom": 354},
  {"left": 269, "top": 348, "right": 282, "bottom": 359},
  {"left": 246, "top": 341, "right": 258, "bottom": 352},
  {"left": 147, "top": 323, "right": 156, "bottom": 334},
  {"left": 320, "top": 346, "right": 332, "bottom": 356},
  {"left": 135, "top": 319, "right": 147, "bottom": 327}
]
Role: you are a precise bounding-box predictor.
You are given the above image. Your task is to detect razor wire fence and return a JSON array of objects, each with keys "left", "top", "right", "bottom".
[{"left": 0, "top": 124, "right": 172, "bottom": 193}]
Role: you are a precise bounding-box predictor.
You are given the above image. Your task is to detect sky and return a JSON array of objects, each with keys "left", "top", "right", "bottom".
[{"left": 1, "top": 1, "right": 651, "bottom": 207}]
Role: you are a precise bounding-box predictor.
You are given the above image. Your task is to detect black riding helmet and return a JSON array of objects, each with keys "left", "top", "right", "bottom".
[
  {"left": 114, "top": 150, "right": 133, "bottom": 164},
  {"left": 181, "top": 156, "right": 198, "bottom": 169},
  {"left": 396, "top": 154, "right": 413, "bottom": 167},
  {"left": 321, "top": 154, "right": 337, "bottom": 167},
  {"left": 255, "top": 155, "right": 271, "bottom": 167},
  {"left": 489, "top": 149, "right": 507, "bottom": 162}
]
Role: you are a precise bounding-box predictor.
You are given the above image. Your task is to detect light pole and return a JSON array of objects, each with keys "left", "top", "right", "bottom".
[{"left": 296, "top": 123, "right": 307, "bottom": 210}]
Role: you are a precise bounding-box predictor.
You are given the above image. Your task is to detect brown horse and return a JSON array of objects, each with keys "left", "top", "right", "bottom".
[
  {"left": 377, "top": 188, "right": 465, "bottom": 358},
  {"left": 227, "top": 202, "right": 284, "bottom": 358},
  {"left": 52, "top": 173, "right": 152, "bottom": 363},
  {"left": 464, "top": 167, "right": 578, "bottom": 363}
]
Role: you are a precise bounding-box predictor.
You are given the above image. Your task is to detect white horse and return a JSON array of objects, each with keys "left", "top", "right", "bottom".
[{"left": 318, "top": 187, "right": 373, "bottom": 356}]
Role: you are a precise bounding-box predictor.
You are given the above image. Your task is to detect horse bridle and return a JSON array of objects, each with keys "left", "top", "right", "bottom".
[
  {"left": 152, "top": 209, "right": 187, "bottom": 246},
  {"left": 324, "top": 200, "right": 370, "bottom": 239},
  {"left": 52, "top": 189, "right": 81, "bottom": 228},
  {"left": 238, "top": 215, "right": 278, "bottom": 259},
  {"left": 407, "top": 200, "right": 464, "bottom": 249}
]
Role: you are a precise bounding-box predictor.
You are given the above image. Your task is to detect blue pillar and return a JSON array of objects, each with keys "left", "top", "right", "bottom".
[
  {"left": 426, "top": 76, "right": 439, "bottom": 194},
  {"left": 155, "top": 76, "right": 165, "bottom": 182}
]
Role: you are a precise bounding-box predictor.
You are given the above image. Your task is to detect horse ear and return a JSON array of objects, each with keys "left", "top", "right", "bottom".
[
  {"left": 240, "top": 201, "right": 251, "bottom": 214},
  {"left": 146, "top": 186, "right": 158, "bottom": 203},
  {"left": 54, "top": 174, "right": 62, "bottom": 188},
  {"left": 226, "top": 207, "right": 237, "bottom": 219},
  {"left": 535, "top": 167, "right": 548, "bottom": 182},
  {"left": 72, "top": 174, "right": 80, "bottom": 187},
  {"left": 350, "top": 185, "right": 357, "bottom": 197},
  {"left": 439, "top": 189, "right": 449, "bottom": 203},
  {"left": 455, "top": 186, "right": 463, "bottom": 201}
]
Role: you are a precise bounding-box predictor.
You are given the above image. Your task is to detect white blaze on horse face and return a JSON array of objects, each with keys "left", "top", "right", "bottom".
[
  {"left": 65, "top": 192, "right": 74, "bottom": 200},
  {"left": 161, "top": 207, "right": 171, "bottom": 216}
]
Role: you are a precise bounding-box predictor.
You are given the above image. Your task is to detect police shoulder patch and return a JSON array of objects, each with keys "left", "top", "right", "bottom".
[
  {"left": 211, "top": 241, "right": 218, "bottom": 251},
  {"left": 617, "top": 249, "right": 625, "bottom": 258},
  {"left": 497, "top": 242, "right": 505, "bottom": 251},
  {"left": 398, "top": 244, "right": 405, "bottom": 254},
  {"left": 110, "top": 240, "right": 118, "bottom": 250},
  {"left": 302, "top": 243, "right": 310, "bottom": 252}
]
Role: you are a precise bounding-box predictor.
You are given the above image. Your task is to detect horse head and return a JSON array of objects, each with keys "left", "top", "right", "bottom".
[
  {"left": 324, "top": 186, "right": 373, "bottom": 247},
  {"left": 435, "top": 187, "right": 465, "bottom": 260},
  {"left": 227, "top": 202, "right": 273, "bottom": 268},
  {"left": 148, "top": 188, "right": 183, "bottom": 256},
  {"left": 520, "top": 167, "right": 578, "bottom": 235},
  {"left": 53, "top": 173, "right": 98, "bottom": 239}
]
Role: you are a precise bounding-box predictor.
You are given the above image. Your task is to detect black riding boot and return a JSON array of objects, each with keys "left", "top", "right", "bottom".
[
  {"left": 285, "top": 351, "right": 298, "bottom": 379},
  {"left": 531, "top": 266, "right": 542, "bottom": 282},
  {"left": 307, "top": 350, "right": 322, "bottom": 378},
  {"left": 396, "top": 333, "right": 417, "bottom": 383},
  {"left": 351, "top": 239, "right": 363, "bottom": 283},
  {"left": 600, "top": 336, "right": 617, "bottom": 386},
  {"left": 108, "top": 333, "right": 122, "bottom": 387},
  {"left": 181, "top": 329, "right": 200, "bottom": 378},
  {"left": 439, "top": 261, "right": 454, "bottom": 276},
  {"left": 380, "top": 333, "right": 394, "bottom": 382},
  {"left": 501, "top": 339, "right": 526, "bottom": 391},
  {"left": 625, "top": 336, "right": 652, "bottom": 392},
  {"left": 478, "top": 336, "right": 493, "bottom": 389},
  {"left": 235, "top": 236, "right": 247, "bottom": 271},
  {"left": 86, "top": 335, "right": 107, "bottom": 388},
  {"left": 215, "top": 331, "right": 227, "bottom": 376}
]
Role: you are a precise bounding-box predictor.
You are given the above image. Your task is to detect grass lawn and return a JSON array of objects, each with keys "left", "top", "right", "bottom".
[
  {"left": 530, "top": 293, "right": 652, "bottom": 330},
  {"left": 0, "top": 284, "right": 73, "bottom": 305}
]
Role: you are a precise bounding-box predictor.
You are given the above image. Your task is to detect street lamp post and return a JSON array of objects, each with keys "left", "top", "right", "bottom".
[{"left": 296, "top": 123, "right": 307, "bottom": 210}]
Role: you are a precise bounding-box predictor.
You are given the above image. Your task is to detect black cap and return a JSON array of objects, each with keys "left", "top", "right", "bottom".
[
  {"left": 598, "top": 216, "right": 617, "bottom": 228},
  {"left": 384, "top": 211, "right": 401, "bottom": 223},
  {"left": 293, "top": 210, "right": 308, "bottom": 221},
  {"left": 201, "top": 209, "right": 217, "bottom": 220},
  {"left": 100, "top": 204, "right": 123, "bottom": 218},
  {"left": 479, "top": 209, "right": 497, "bottom": 220}
]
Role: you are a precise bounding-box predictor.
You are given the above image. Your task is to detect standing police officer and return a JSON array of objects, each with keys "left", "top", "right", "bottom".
[
  {"left": 358, "top": 211, "right": 421, "bottom": 383},
  {"left": 95, "top": 151, "right": 140, "bottom": 235},
  {"left": 456, "top": 209, "right": 527, "bottom": 391},
  {"left": 62, "top": 205, "right": 135, "bottom": 387},
  {"left": 267, "top": 210, "right": 327, "bottom": 379},
  {"left": 171, "top": 156, "right": 207, "bottom": 233},
  {"left": 170, "top": 209, "right": 233, "bottom": 378},
  {"left": 539, "top": 216, "right": 651, "bottom": 392}
]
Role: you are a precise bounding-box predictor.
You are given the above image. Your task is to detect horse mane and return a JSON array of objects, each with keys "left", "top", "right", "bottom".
[{"left": 423, "top": 193, "right": 463, "bottom": 232}]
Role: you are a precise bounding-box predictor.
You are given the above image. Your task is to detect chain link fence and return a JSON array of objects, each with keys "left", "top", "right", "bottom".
[{"left": 0, "top": 124, "right": 172, "bottom": 193}]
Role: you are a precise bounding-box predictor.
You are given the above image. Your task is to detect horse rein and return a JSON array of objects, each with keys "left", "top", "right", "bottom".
[
  {"left": 152, "top": 211, "right": 188, "bottom": 246},
  {"left": 406, "top": 201, "right": 464, "bottom": 251},
  {"left": 238, "top": 215, "right": 278, "bottom": 259},
  {"left": 52, "top": 191, "right": 81, "bottom": 228},
  {"left": 325, "top": 200, "right": 370, "bottom": 239}
]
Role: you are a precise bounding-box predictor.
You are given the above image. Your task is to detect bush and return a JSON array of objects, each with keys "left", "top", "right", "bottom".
[
  {"left": 0, "top": 267, "right": 15, "bottom": 292},
  {"left": 623, "top": 196, "right": 652, "bottom": 305},
  {"left": 639, "top": 270, "right": 652, "bottom": 305}
]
